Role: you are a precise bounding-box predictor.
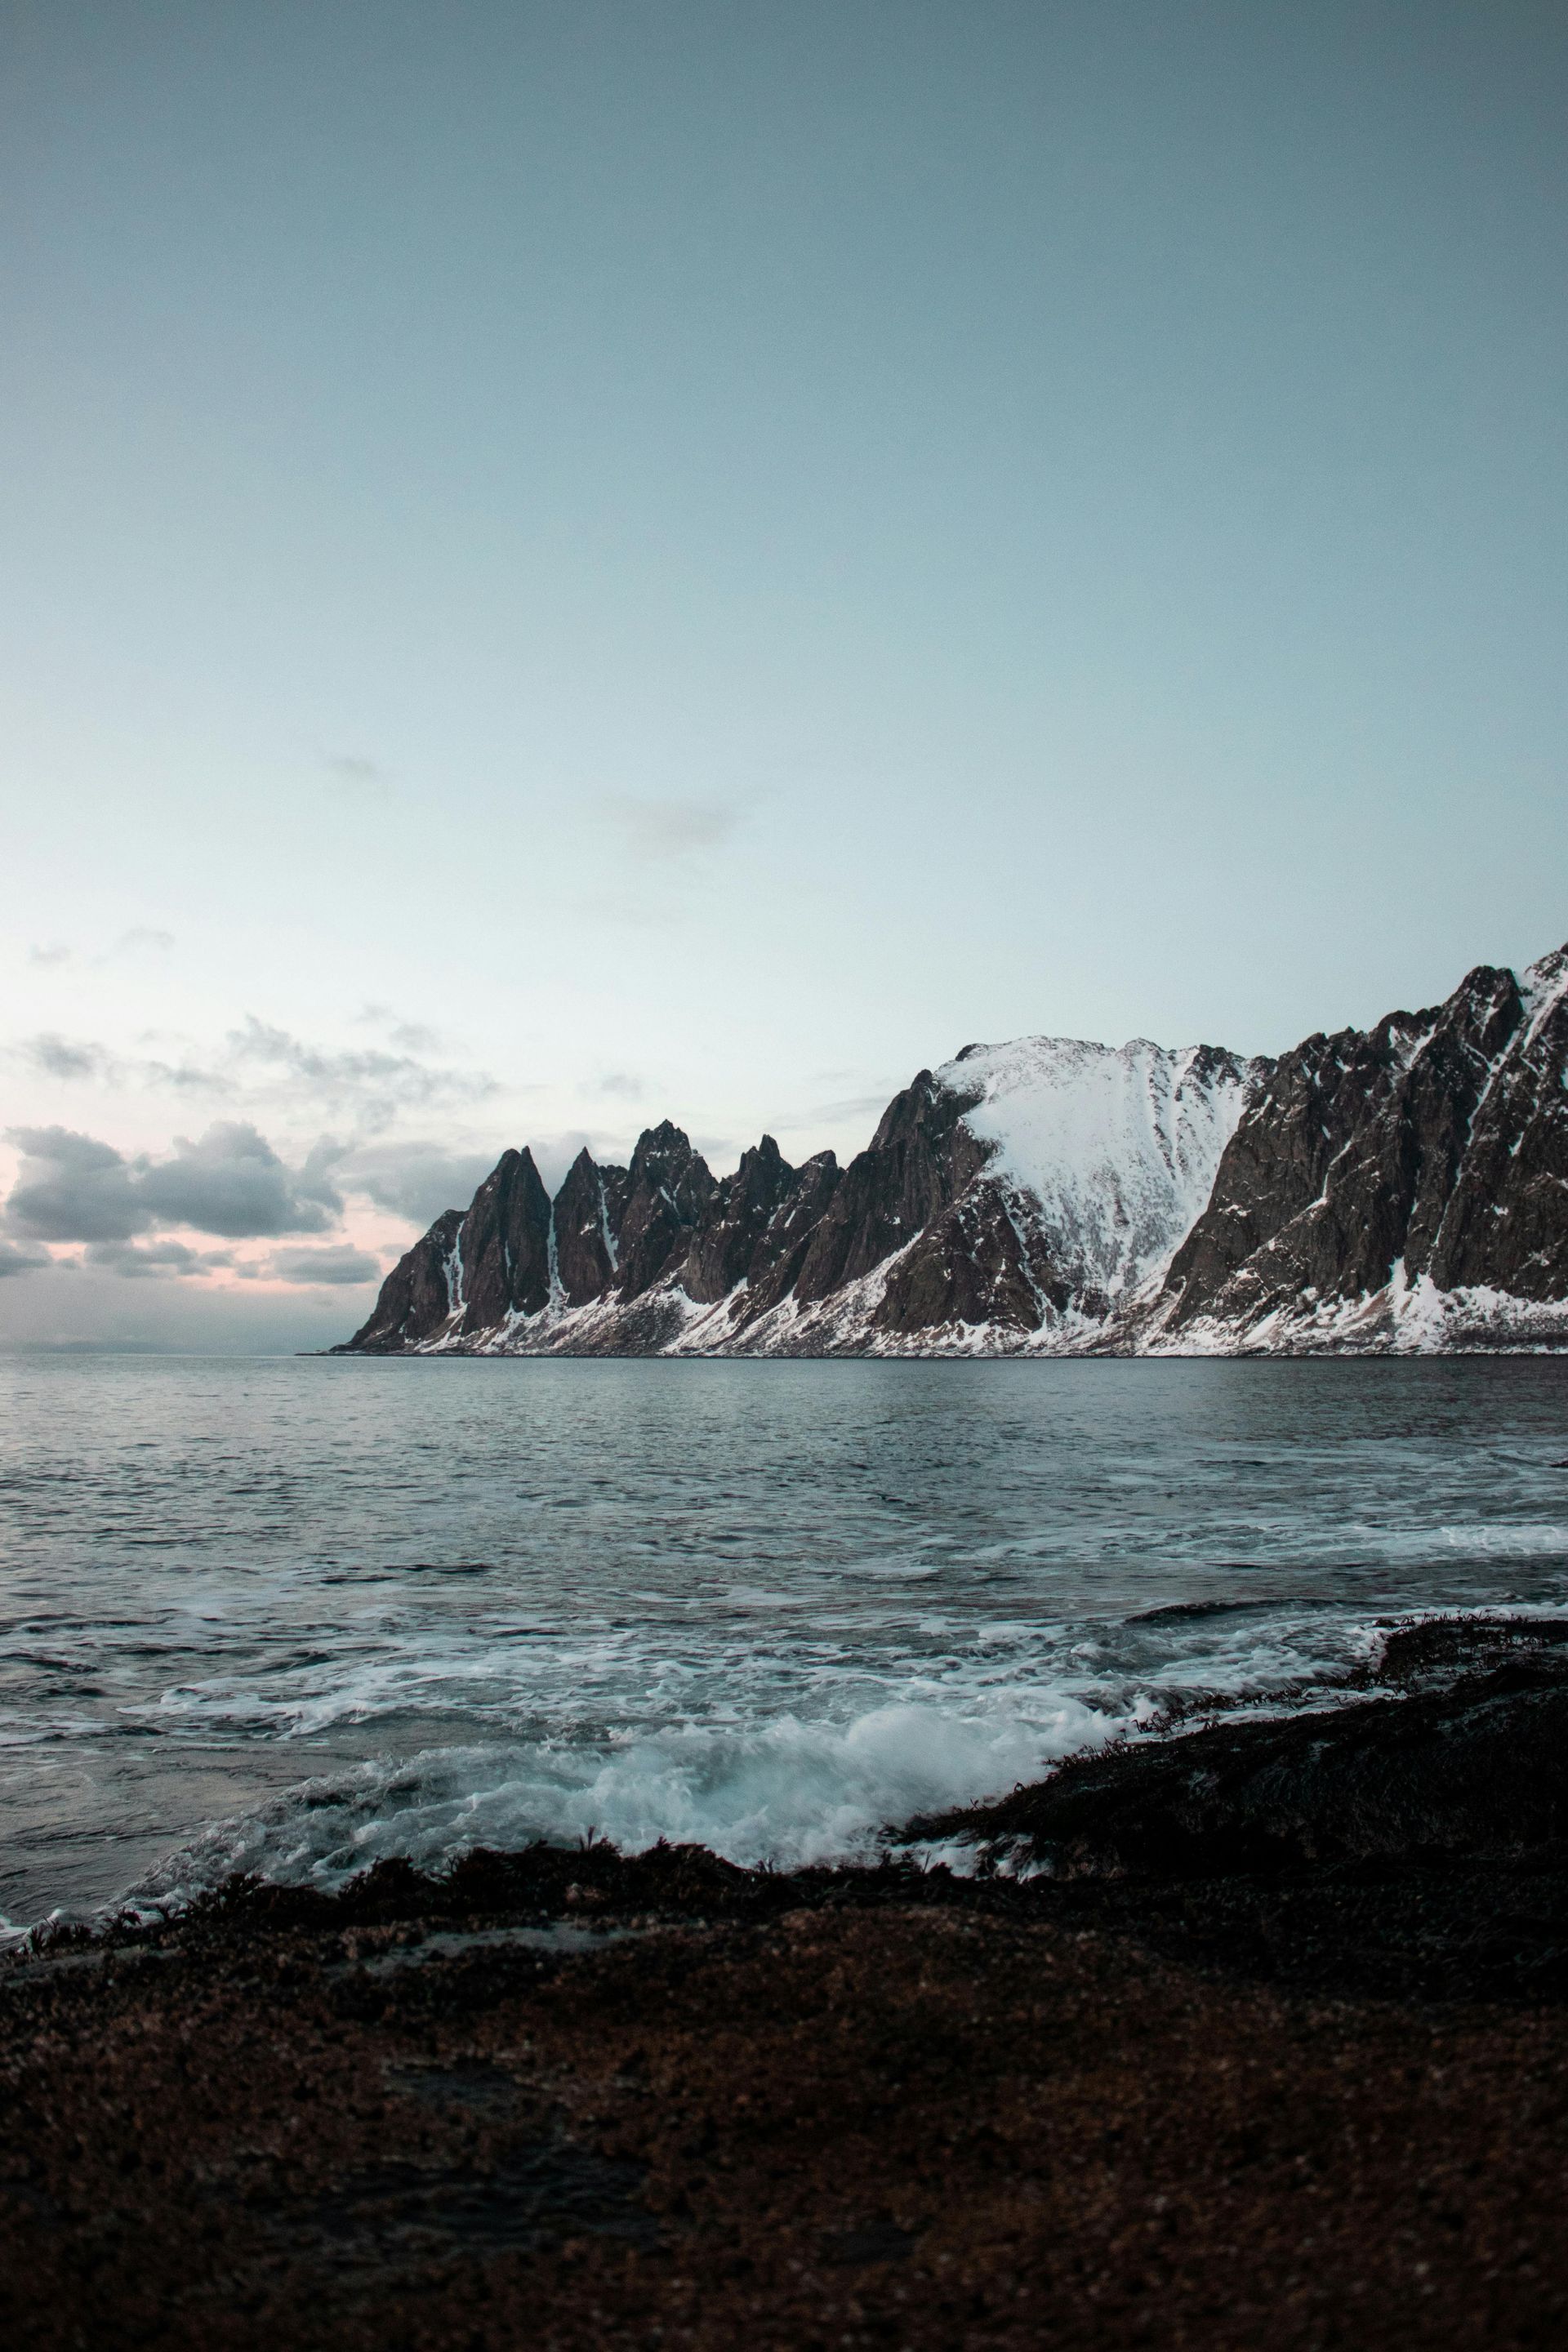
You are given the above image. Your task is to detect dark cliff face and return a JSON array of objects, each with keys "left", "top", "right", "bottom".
[
  {"left": 552, "top": 1147, "right": 629, "bottom": 1307},
  {"left": 1425, "top": 949, "right": 1568, "bottom": 1298},
  {"left": 454, "top": 1147, "right": 554, "bottom": 1334},
  {"left": 684, "top": 1136, "right": 799, "bottom": 1305},
  {"left": 791, "top": 1073, "right": 988, "bottom": 1305},
  {"left": 730, "top": 1152, "right": 844, "bottom": 1324},
  {"left": 343, "top": 1209, "right": 463, "bottom": 1353},
  {"left": 874, "top": 1181, "right": 1067, "bottom": 1337},
  {"left": 614, "top": 1122, "right": 715, "bottom": 1299},
  {"left": 1163, "top": 951, "right": 1568, "bottom": 1331}
]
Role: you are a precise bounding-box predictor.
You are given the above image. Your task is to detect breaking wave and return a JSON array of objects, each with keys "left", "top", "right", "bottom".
[{"left": 126, "top": 1695, "right": 1117, "bottom": 1915}]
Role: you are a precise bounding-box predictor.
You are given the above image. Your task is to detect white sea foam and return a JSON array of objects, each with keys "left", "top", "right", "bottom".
[{"left": 126, "top": 1694, "right": 1117, "bottom": 1913}]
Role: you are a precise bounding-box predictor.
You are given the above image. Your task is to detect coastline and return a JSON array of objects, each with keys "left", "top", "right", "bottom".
[{"left": 7, "top": 1617, "right": 1568, "bottom": 2347}]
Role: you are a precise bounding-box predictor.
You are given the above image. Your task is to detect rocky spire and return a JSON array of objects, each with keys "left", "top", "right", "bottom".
[
  {"left": 551, "top": 1147, "right": 630, "bottom": 1307},
  {"left": 452, "top": 1147, "right": 552, "bottom": 1334},
  {"left": 614, "top": 1122, "right": 714, "bottom": 1298}
]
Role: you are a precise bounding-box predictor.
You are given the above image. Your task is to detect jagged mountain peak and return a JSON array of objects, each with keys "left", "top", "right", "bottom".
[
  {"left": 626, "top": 1118, "right": 703, "bottom": 1169},
  {"left": 561, "top": 1142, "right": 608, "bottom": 1181}
]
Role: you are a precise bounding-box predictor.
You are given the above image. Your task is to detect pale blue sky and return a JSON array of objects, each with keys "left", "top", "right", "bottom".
[{"left": 2, "top": 1, "right": 1564, "bottom": 1347}]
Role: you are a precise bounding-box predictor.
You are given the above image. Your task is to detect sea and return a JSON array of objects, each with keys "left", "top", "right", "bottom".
[{"left": 3, "top": 1351, "right": 1568, "bottom": 1943}]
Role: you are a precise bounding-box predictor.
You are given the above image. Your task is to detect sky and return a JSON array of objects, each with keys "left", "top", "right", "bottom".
[{"left": 2, "top": 0, "right": 1564, "bottom": 1351}]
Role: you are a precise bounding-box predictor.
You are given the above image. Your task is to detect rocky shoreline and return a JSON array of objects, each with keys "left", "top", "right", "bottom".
[{"left": 7, "top": 1617, "right": 1568, "bottom": 2347}]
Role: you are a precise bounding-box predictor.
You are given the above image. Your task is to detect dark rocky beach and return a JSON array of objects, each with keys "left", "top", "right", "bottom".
[{"left": 8, "top": 1616, "right": 1568, "bottom": 2350}]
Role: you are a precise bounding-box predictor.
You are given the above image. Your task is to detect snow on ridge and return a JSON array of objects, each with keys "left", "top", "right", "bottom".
[
  {"left": 1520, "top": 945, "right": 1568, "bottom": 1052},
  {"left": 934, "top": 1035, "right": 1254, "bottom": 1302}
]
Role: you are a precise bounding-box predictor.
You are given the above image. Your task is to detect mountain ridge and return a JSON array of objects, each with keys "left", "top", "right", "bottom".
[{"left": 339, "top": 942, "right": 1568, "bottom": 1358}]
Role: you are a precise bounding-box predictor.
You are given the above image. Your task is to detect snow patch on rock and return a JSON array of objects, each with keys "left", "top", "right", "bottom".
[{"left": 936, "top": 1036, "right": 1256, "bottom": 1306}]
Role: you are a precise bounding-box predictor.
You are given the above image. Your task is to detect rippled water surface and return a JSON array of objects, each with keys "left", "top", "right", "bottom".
[{"left": 3, "top": 1352, "right": 1568, "bottom": 1931}]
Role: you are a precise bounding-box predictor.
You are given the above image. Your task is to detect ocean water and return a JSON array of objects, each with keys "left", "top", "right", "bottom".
[{"left": 3, "top": 1352, "right": 1568, "bottom": 1939}]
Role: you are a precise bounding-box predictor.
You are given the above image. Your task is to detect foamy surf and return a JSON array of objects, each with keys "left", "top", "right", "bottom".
[{"left": 122, "top": 1695, "right": 1120, "bottom": 1918}]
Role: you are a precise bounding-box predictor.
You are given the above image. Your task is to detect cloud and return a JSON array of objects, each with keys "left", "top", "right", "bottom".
[
  {"left": 10, "top": 1031, "right": 234, "bottom": 1096},
  {"left": 7, "top": 1012, "right": 493, "bottom": 1131},
  {"left": 136, "top": 1124, "right": 344, "bottom": 1237},
  {"left": 4, "top": 1122, "right": 345, "bottom": 1243},
  {"left": 604, "top": 796, "right": 741, "bottom": 862},
  {"left": 594, "top": 1072, "right": 644, "bottom": 1099},
  {"left": 804, "top": 1092, "right": 899, "bottom": 1124},
  {"left": 22, "top": 931, "right": 172, "bottom": 971},
  {"left": 0, "top": 1239, "right": 48, "bottom": 1277},
  {"left": 20, "top": 1034, "right": 121, "bottom": 1082},
  {"left": 141, "top": 1058, "right": 235, "bottom": 1095},
  {"left": 341, "top": 1140, "right": 498, "bottom": 1227},
  {"left": 266, "top": 1244, "right": 382, "bottom": 1286},
  {"left": 5, "top": 1128, "right": 149, "bottom": 1241},
  {"left": 85, "top": 1239, "right": 212, "bottom": 1280},
  {"left": 227, "top": 1017, "right": 496, "bottom": 1129},
  {"left": 354, "top": 1004, "right": 444, "bottom": 1054},
  {"left": 327, "top": 755, "right": 393, "bottom": 801}
]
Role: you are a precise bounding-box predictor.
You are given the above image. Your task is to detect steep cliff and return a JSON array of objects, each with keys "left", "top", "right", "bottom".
[
  {"left": 345, "top": 1208, "right": 464, "bottom": 1354},
  {"left": 1151, "top": 946, "right": 1568, "bottom": 1351}
]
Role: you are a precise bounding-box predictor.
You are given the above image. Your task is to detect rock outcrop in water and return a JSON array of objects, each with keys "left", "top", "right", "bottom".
[
  {"left": 340, "top": 940, "right": 1568, "bottom": 1357},
  {"left": 911, "top": 1619, "right": 1568, "bottom": 1891}
]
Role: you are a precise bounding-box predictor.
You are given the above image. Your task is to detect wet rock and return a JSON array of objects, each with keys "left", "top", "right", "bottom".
[
  {"left": 912, "top": 1646, "right": 1568, "bottom": 1883},
  {"left": 1374, "top": 1612, "right": 1568, "bottom": 1688}
]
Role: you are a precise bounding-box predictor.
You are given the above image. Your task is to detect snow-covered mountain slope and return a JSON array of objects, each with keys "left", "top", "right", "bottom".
[{"left": 934, "top": 1036, "right": 1256, "bottom": 1313}]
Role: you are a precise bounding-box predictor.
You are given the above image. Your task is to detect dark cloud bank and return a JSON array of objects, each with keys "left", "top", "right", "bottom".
[
  {"left": 2, "top": 1005, "right": 514, "bottom": 1330},
  {"left": 6, "top": 1123, "right": 344, "bottom": 1245},
  {"left": 0, "top": 1240, "right": 49, "bottom": 1280}
]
